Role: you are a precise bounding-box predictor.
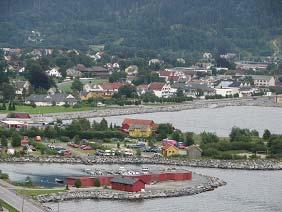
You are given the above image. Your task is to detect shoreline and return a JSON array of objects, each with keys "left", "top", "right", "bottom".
[
  {"left": 1, "top": 156, "right": 281, "bottom": 170},
  {"left": 31, "top": 96, "right": 280, "bottom": 121},
  {"left": 38, "top": 173, "right": 226, "bottom": 203}
]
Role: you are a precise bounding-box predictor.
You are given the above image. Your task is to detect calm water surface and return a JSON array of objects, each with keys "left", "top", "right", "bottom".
[
  {"left": 0, "top": 163, "right": 281, "bottom": 212},
  {"left": 90, "top": 106, "right": 282, "bottom": 136}
]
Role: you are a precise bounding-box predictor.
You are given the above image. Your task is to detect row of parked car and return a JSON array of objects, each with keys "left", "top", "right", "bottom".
[{"left": 67, "top": 142, "right": 93, "bottom": 150}]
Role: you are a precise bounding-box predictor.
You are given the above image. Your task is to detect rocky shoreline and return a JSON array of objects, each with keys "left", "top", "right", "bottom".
[
  {"left": 37, "top": 174, "right": 226, "bottom": 203},
  {"left": 1, "top": 156, "right": 281, "bottom": 170},
  {"left": 31, "top": 96, "right": 279, "bottom": 121}
]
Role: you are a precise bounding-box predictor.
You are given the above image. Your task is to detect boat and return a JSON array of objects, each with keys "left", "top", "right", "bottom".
[
  {"left": 55, "top": 178, "right": 64, "bottom": 184},
  {"left": 142, "top": 167, "right": 149, "bottom": 172}
]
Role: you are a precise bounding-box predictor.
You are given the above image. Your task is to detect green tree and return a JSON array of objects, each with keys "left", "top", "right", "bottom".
[
  {"left": 11, "top": 133, "right": 21, "bottom": 147},
  {"left": 94, "top": 178, "right": 101, "bottom": 187},
  {"left": 71, "top": 78, "right": 83, "bottom": 92},
  {"left": 201, "top": 132, "right": 219, "bottom": 144},
  {"left": 74, "top": 179, "right": 81, "bottom": 188},
  {"left": 117, "top": 84, "right": 137, "bottom": 98},
  {"left": 263, "top": 129, "right": 271, "bottom": 140},
  {"left": 1, "top": 135, "right": 8, "bottom": 147},
  {"left": 184, "top": 132, "right": 194, "bottom": 146}
]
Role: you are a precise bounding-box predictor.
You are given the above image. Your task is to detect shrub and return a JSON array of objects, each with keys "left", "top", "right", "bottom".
[
  {"left": 94, "top": 178, "right": 101, "bottom": 187},
  {"left": 74, "top": 179, "right": 81, "bottom": 188}
]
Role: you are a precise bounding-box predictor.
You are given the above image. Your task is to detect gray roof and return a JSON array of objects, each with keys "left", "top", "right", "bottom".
[
  {"left": 186, "top": 83, "right": 215, "bottom": 92},
  {"left": 251, "top": 75, "right": 273, "bottom": 81},
  {"left": 26, "top": 93, "right": 77, "bottom": 103},
  {"left": 111, "top": 177, "right": 139, "bottom": 185}
]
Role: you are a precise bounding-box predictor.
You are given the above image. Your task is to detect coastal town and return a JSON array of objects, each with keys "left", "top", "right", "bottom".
[{"left": 0, "top": 46, "right": 282, "bottom": 211}]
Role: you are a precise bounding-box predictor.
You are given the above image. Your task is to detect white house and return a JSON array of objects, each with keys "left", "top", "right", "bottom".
[
  {"left": 215, "top": 87, "right": 239, "bottom": 97},
  {"left": 46, "top": 67, "right": 62, "bottom": 78},
  {"left": 251, "top": 75, "right": 275, "bottom": 87},
  {"left": 14, "top": 81, "right": 31, "bottom": 95},
  {"left": 83, "top": 83, "right": 104, "bottom": 92},
  {"left": 148, "top": 82, "right": 172, "bottom": 98},
  {"left": 25, "top": 94, "right": 78, "bottom": 106}
]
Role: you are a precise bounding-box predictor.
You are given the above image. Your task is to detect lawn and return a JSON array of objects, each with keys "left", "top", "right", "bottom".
[
  {"left": 15, "top": 188, "right": 65, "bottom": 197},
  {"left": 0, "top": 105, "right": 95, "bottom": 114},
  {"left": 0, "top": 199, "right": 19, "bottom": 212}
]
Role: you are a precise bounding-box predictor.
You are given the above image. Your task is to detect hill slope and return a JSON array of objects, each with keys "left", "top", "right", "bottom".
[{"left": 0, "top": 0, "right": 281, "bottom": 57}]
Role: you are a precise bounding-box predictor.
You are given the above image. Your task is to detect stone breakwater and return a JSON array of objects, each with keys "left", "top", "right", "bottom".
[
  {"left": 31, "top": 96, "right": 279, "bottom": 121},
  {"left": 37, "top": 175, "right": 226, "bottom": 203},
  {"left": 1, "top": 156, "right": 282, "bottom": 170}
]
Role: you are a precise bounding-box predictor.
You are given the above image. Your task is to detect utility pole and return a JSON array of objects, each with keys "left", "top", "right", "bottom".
[{"left": 57, "top": 201, "right": 60, "bottom": 212}]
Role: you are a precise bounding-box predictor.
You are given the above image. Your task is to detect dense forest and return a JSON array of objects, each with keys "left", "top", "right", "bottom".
[{"left": 0, "top": 0, "right": 282, "bottom": 58}]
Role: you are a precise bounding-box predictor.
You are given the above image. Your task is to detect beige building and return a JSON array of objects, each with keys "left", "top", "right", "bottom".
[
  {"left": 275, "top": 95, "right": 282, "bottom": 104},
  {"left": 251, "top": 75, "right": 275, "bottom": 87}
]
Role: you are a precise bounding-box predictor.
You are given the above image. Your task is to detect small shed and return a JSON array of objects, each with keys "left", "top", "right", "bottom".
[
  {"left": 187, "top": 145, "right": 202, "bottom": 159},
  {"left": 111, "top": 177, "right": 145, "bottom": 192}
]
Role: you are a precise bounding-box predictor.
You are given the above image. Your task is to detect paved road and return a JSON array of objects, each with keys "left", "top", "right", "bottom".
[{"left": 0, "top": 180, "right": 45, "bottom": 212}]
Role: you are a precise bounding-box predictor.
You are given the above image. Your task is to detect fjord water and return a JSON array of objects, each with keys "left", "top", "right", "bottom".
[
  {"left": 42, "top": 166, "right": 282, "bottom": 212},
  {"left": 91, "top": 106, "right": 282, "bottom": 136},
  {"left": 0, "top": 163, "right": 280, "bottom": 212}
]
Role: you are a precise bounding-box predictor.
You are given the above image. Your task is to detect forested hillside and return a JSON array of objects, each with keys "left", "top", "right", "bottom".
[{"left": 0, "top": 0, "right": 281, "bottom": 58}]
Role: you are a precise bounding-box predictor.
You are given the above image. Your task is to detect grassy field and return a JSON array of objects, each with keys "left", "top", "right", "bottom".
[
  {"left": 0, "top": 199, "right": 19, "bottom": 212},
  {"left": 0, "top": 105, "right": 95, "bottom": 114},
  {"left": 15, "top": 188, "right": 65, "bottom": 197}
]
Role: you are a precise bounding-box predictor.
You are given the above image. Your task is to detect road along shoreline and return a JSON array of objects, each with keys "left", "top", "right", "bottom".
[{"left": 31, "top": 96, "right": 280, "bottom": 121}]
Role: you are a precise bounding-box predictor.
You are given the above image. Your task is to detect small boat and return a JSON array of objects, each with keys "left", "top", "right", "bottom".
[
  {"left": 55, "top": 178, "right": 64, "bottom": 184},
  {"left": 142, "top": 167, "right": 149, "bottom": 172}
]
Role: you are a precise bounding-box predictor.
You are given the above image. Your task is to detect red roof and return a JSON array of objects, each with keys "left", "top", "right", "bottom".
[
  {"left": 148, "top": 82, "right": 165, "bottom": 91},
  {"left": 159, "top": 71, "right": 174, "bottom": 77},
  {"left": 8, "top": 113, "right": 31, "bottom": 119},
  {"left": 101, "top": 82, "right": 123, "bottom": 91},
  {"left": 122, "top": 118, "right": 155, "bottom": 127}
]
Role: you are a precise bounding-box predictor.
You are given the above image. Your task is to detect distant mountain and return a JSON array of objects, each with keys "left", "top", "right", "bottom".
[{"left": 0, "top": 0, "right": 281, "bottom": 58}]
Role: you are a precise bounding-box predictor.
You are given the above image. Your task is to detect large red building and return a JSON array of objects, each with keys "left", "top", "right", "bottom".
[
  {"left": 66, "top": 171, "right": 192, "bottom": 192},
  {"left": 121, "top": 118, "right": 157, "bottom": 132},
  {"left": 111, "top": 177, "right": 145, "bottom": 192}
]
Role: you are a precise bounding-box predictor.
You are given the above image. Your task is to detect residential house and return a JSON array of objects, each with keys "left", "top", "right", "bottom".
[
  {"left": 125, "top": 65, "right": 138, "bottom": 76},
  {"left": 122, "top": 118, "right": 156, "bottom": 133},
  {"left": 235, "top": 61, "right": 268, "bottom": 70},
  {"left": 0, "top": 120, "right": 27, "bottom": 130},
  {"left": 251, "top": 75, "right": 275, "bottom": 87},
  {"left": 148, "top": 82, "right": 172, "bottom": 98},
  {"left": 186, "top": 145, "right": 202, "bottom": 159},
  {"left": 136, "top": 84, "right": 149, "bottom": 96},
  {"left": 100, "top": 82, "right": 123, "bottom": 96},
  {"left": 25, "top": 93, "right": 78, "bottom": 106},
  {"left": 46, "top": 67, "right": 62, "bottom": 78},
  {"left": 21, "top": 136, "right": 29, "bottom": 146},
  {"left": 128, "top": 125, "right": 153, "bottom": 138},
  {"left": 172, "top": 82, "right": 215, "bottom": 98},
  {"left": 14, "top": 81, "right": 31, "bottom": 96},
  {"left": 162, "top": 144, "right": 180, "bottom": 157},
  {"left": 215, "top": 87, "right": 239, "bottom": 97},
  {"left": 149, "top": 59, "right": 163, "bottom": 66},
  {"left": 203, "top": 52, "right": 213, "bottom": 60},
  {"left": 158, "top": 70, "right": 187, "bottom": 83},
  {"left": 83, "top": 83, "right": 104, "bottom": 93},
  {"left": 66, "top": 68, "right": 82, "bottom": 78}
]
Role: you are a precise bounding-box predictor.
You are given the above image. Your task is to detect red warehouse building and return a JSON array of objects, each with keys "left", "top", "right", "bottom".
[{"left": 111, "top": 177, "right": 145, "bottom": 192}]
